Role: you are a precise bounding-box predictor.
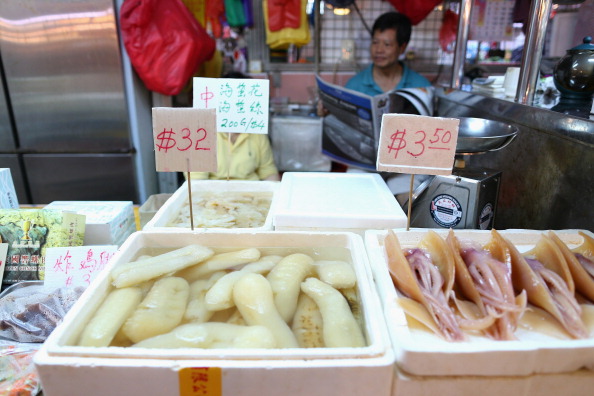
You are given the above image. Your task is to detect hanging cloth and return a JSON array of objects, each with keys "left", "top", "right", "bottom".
[
  {"left": 439, "top": 9, "right": 458, "bottom": 52},
  {"left": 225, "top": 0, "right": 247, "bottom": 27},
  {"left": 266, "top": 0, "right": 301, "bottom": 32},
  {"left": 181, "top": 0, "right": 207, "bottom": 26},
  {"left": 207, "top": 0, "right": 227, "bottom": 38},
  {"left": 386, "top": 0, "right": 443, "bottom": 25},
  {"left": 263, "top": 0, "right": 310, "bottom": 49},
  {"left": 243, "top": 0, "right": 254, "bottom": 27}
]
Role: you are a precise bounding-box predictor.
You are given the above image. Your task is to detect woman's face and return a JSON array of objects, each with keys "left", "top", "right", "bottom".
[{"left": 370, "top": 28, "right": 406, "bottom": 69}]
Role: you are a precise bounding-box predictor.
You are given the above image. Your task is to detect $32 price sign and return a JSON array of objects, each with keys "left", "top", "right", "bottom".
[
  {"left": 376, "top": 114, "right": 459, "bottom": 175},
  {"left": 152, "top": 107, "right": 218, "bottom": 173}
]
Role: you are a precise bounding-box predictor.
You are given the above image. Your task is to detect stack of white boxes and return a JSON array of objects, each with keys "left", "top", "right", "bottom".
[{"left": 44, "top": 201, "right": 136, "bottom": 246}]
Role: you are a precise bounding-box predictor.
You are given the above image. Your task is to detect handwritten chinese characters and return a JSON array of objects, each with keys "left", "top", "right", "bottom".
[
  {"left": 377, "top": 114, "right": 459, "bottom": 176},
  {"left": 152, "top": 107, "right": 218, "bottom": 173},
  {"left": 178, "top": 367, "right": 222, "bottom": 396},
  {"left": 44, "top": 246, "right": 118, "bottom": 290},
  {"left": 193, "top": 78, "right": 270, "bottom": 134}
]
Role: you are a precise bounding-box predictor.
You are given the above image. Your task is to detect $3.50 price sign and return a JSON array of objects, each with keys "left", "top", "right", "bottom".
[
  {"left": 193, "top": 77, "right": 270, "bottom": 134},
  {"left": 376, "top": 114, "right": 460, "bottom": 175},
  {"left": 152, "top": 107, "right": 217, "bottom": 172}
]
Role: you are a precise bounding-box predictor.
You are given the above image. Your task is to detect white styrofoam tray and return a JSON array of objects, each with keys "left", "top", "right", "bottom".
[
  {"left": 365, "top": 228, "right": 594, "bottom": 377},
  {"left": 392, "top": 368, "right": 594, "bottom": 396},
  {"left": 143, "top": 180, "right": 279, "bottom": 232},
  {"left": 35, "top": 230, "right": 394, "bottom": 396},
  {"left": 273, "top": 172, "right": 407, "bottom": 231}
]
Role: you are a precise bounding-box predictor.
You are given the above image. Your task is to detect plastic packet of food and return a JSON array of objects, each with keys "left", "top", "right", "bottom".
[
  {"left": 0, "top": 340, "right": 42, "bottom": 396},
  {"left": 0, "top": 281, "right": 84, "bottom": 343}
]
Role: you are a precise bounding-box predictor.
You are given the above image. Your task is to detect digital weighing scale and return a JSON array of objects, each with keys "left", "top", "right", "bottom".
[{"left": 407, "top": 117, "right": 518, "bottom": 230}]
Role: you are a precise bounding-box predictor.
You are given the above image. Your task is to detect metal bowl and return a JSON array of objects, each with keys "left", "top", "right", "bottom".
[{"left": 455, "top": 117, "right": 518, "bottom": 154}]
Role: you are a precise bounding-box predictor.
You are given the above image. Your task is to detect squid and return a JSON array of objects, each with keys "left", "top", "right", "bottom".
[
  {"left": 447, "top": 230, "right": 523, "bottom": 340},
  {"left": 490, "top": 230, "right": 588, "bottom": 340},
  {"left": 385, "top": 230, "right": 464, "bottom": 342},
  {"left": 548, "top": 231, "right": 594, "bottom": 303}
]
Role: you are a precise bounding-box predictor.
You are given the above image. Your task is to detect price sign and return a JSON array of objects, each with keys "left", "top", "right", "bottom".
[
  {"left": 376, "top": 114, "right": 459, "bottom": 175},
  {"left": 152, "top": 107, "right": 217, "bottom": 172},
  {"left": 43, "top": 246, "right": 118, "bottom": 290},
  {"left": 193, "top": 77, "right": 270, "bottom": 134}
]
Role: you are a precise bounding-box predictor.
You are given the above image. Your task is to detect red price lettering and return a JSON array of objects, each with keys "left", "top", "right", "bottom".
[
  {"left": 407, "top": 130, "right": 426, "bottom": 157},
  {"left": 194, "top": 128, "right": 209, "bottom": 151},
  {"left": 155, "top": 128, "right": 211, "bottom": 153},
  {"left": 387, "top": 127, "right": 453, "bottom": 160},
  {"left": 429, "top": 128, "right": 452, "bottom": 145}
]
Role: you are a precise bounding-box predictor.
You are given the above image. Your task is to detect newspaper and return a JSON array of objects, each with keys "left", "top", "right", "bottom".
[
  {"left": 316, "top": 74, "right": 433, "bottom": 170},
  {"left": 316, "top": 75, "right": 390, "bottom": 170}
]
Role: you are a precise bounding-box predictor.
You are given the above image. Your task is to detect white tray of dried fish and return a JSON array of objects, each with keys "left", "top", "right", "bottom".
[
  {"left": 143, "top": 180, "right": 279, "bottom": 231},
  {"left": 365, "top": 228, "right": 594, "bottom": 377}
]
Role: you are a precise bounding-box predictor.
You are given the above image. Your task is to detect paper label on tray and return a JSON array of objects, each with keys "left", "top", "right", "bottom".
[
  {"left": 193, "top": 77, "right": 270, "bottom": 134},
  {"left": 178, "top": 367, "right": 222, "bottom": 396},
  {"left": 376, "top": 114, "right": 459, "bottom": 175},
  {"left": 152, "top": 107, "right": 218, "bottom": 173},
  {"left": 43, "top": 246, "right": 117, "bottom": 290}
]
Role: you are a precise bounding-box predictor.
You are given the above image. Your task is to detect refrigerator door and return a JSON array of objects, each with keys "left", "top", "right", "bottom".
[
  {"left": 0, "top": 66, "right": 16, "bottom": 151},
  {"left": 0, "top": 0, "right": 131, "bottom": 152},
  {"left": 23, "top": 154, "right": 138, "bottom": 203}
]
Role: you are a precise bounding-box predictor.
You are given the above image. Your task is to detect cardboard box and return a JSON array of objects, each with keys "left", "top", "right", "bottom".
[
  {"left": 364, "top": 229, "right": 594, "bottom": 379},
  {"left": 144, "top": 180, "right": 279, "bottom": 231},
  {"left": 0, "top": 168, "right": 19, "bottom": 209},
  {"left": 273, "top": 172, "right": 407, "bottom": 234},
  {"left": 35, "top": 230, "right": 395, "bottom": 396},
  {"left": 44, "top": 201, "right": 135, "bottom": 246}
]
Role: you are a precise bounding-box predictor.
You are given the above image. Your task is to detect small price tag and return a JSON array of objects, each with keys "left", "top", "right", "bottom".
[
  {"left": 376, "top": 114, "right": 459, "bottom": 175},
  {"left": 152, "top": 107, "right": 217, "bottom": 172},
  {"left": 178, "top": 367, "right": 222, "bottom": 396},
  {"left": 193, "top": 77, "right": 270, "bottom": 134},
  {"left": 43, "top": 246, "right": 118, "bottom": 290}
]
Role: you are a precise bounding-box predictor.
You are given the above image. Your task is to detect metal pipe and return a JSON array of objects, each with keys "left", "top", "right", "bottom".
[
  {"left": 516, "top": 0, "right": 553, "bottom": 104},
  {"left": 314, "top": 0, "right": 321, "bottom": 75},
  {"left": 450, "top": 0, "right": 473, "bottom": 89}
]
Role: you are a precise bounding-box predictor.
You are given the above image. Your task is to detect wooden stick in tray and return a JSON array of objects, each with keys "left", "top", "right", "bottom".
[
  {"left": 407, "top": 174, "right": 414, "bottom": 231},
  {"left": 186, "top": 159, "right": 194, "bottom": 230}
]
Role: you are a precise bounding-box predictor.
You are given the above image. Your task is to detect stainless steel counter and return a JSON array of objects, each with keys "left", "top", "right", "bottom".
[{"left": 436, "top": 88, "right": 593, "bottom": 231}]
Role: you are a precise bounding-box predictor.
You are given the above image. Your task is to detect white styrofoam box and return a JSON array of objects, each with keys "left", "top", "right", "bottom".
[
  {"left": 0, "top": 168, "right": 19, "bottom": 209},
  {"left": 393, "top": 369, "right": 594, "bottom": 396},
  {"left": 365, "top": 228, "right": 594, "bottom": 378},
  {"left": 44, "top": 201, "right": 135, "bottom": 246},
  {"left": 35, "top": 230, "right": 395, "bottom": 396},
  {"left": 138, "top": 193, "right": 173, "bottom": 229},
  {"left": 274, "top": 172, "right": 407, "bottom": 233},
  {"left": 143, "top": 180, "right": 279, "bottom": 231}
]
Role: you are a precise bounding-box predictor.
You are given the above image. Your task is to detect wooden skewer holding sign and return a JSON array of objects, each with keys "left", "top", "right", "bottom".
[
  {"left": 227, "top": 133, "right": 232, "bottom": 182},
  {"left": 187, "top": 159, "right": 194, "bottom": 230},
  {"left": 376, "top": 114, "right": 460, "bottom": 232},
  {"left": 407, "top": 174, "right": 414, "bottom": 231}
]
